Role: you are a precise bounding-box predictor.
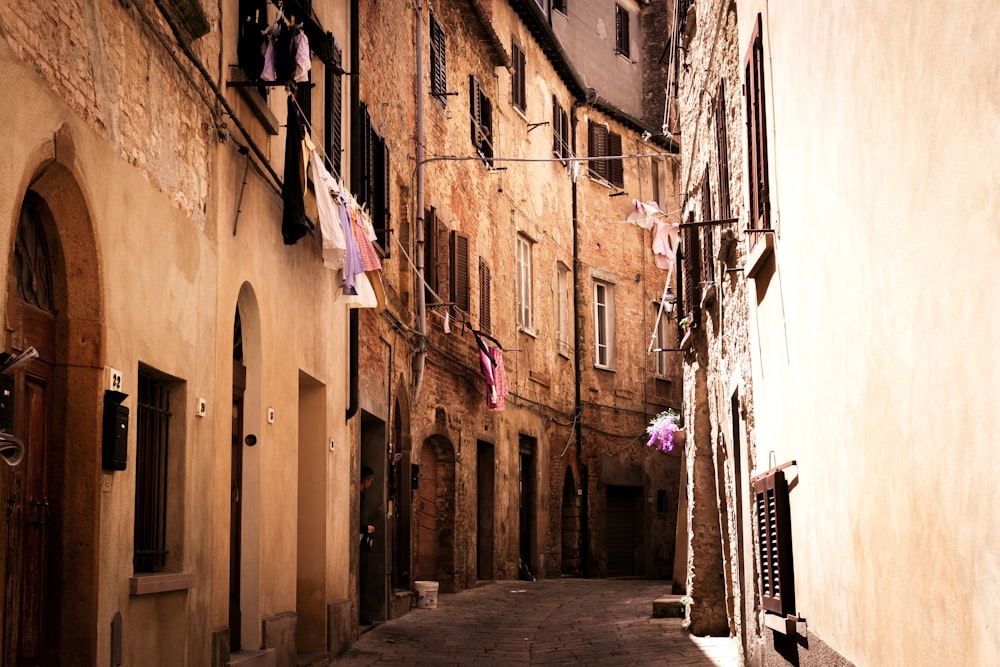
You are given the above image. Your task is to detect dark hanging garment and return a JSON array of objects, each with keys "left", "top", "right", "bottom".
[
  {"left": 282, "top": 97, "right": 311, "bottom": 244},
  {"left": 274, "top": 24, "right": 297, "bottom": 83}
]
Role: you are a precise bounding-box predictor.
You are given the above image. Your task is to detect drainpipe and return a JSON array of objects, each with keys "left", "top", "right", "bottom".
[
  {"left": 412, "top": 0, "right": 427, "bottom": 402},
  {"left": 570, "top": 100, "right": 589, "bottom": 578},
  {"left": 346, "top": 0, "right": 360, "bottom": 420}
]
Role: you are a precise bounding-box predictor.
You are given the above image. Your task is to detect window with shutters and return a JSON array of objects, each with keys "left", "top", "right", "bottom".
[
  {"left": 588, "top": 122, "right": 623, "bottom": 188},
  {"left": 359, "top": 103, "right": 391, "bottom": 256},
  {"left": 516, "top": 234, "right": 534, "bottom": 332},
  {"left": 700, "top": 165, "right": 715, "bottom": 285},
  {"left": 615, "top": 4, "right": 630, "bottom": 58},
  {"left": 679, "top": 211, "right": 701, "bottom": 332},
  {"left": 594, "top": 281, "right": 616, "bottom": 369},
  {"left": 424, "top": 207, "right": 439, "bottom": 301},
  {"left": 470, "top": 75, "right": 494, "bottom": 165},
  {"left": 714, "top": 79, "right": 731, "bottom": 220},
  {"left": 134, "top": 368, "right": 185, "bottom": 573},
  {"left": 479, "top": 258, "right": 492, "bottom": 334},
  {"left": 511, "top": 41, "right": 526, "bottom": 113},
  {"left": 653, "top": 302, "right": 670, "bottom": 378},
  {"left": 325, "top": 37, "right": 344, "bottom": 178},
  {"left": 744, "top": 14, "right": 770, "bottom": 250},
  {"left": 450, "top": 230, "right": 470, "bottom": 312},
  {"left": 430, "top": 14, "right": 447, "bottom": 99},
  {"left": 552, "top": 98, "right": 569, "bottom": 161},
  {"left": 553, "top": 0, "right": 567, "bottom": 14},
  {"left": 752, "top": 466, "right": 796, "bottom": 617},
  {"left": 557, "top": 262, "right": 570, "bottom": 357}
]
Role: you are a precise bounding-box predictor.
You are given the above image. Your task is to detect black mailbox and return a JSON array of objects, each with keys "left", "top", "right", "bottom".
[
  {"left": 0, "top": 374, "right": 14, "bottom": 433},
  {"left": 102, "top": 390, "right": 129, "bottom": 471}
]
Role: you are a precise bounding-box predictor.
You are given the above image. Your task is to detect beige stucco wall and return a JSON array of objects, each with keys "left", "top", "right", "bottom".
[{"left": 737, "top": 2, "right": 1000, "bottom": 665}]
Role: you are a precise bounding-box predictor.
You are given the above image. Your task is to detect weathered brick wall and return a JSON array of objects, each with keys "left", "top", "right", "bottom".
[
  {"left": 0, "top": 0, "right": 217, "bottom": 224},
  {"left": 676, "top": 0, "right": 760, "bottom": 648}
]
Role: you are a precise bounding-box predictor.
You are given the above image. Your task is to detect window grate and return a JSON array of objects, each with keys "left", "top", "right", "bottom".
[{"left": 134, "top": 373, "right": 171, "bottom": 572}]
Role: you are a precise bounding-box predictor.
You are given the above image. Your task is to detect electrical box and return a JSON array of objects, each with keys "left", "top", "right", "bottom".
[{"left": 102, "top": 390, "right": 129, "bottom": 471}]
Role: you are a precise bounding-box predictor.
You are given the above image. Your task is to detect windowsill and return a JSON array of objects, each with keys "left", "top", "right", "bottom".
[
  {"left": 745, "top": 230, "right": 775, "bottom": 278},
  {"left": 763, "top": 612, "right": 806, "bottom": 636},
  {"left": 519, "top": 326, "right": 537, "bottom": 338},
  {"left": 227, "top": 67, "right": 280, "bottom": 136},
  {"left": 129, "top": 571, "right": 197, "bottom": 596},
  {"left": 594, "top": 364, "right": 616, "bottom": 373}
]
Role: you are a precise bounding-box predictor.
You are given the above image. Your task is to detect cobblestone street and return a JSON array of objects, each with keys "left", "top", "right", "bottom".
[{"left": 335, "top": 579, "right": 738, "bottom": 666}]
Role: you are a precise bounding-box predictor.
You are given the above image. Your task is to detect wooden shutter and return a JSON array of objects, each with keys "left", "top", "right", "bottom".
[
  {"left": 480, "top": 92, "right": 493, "bottom": 162},
  {"left": 424, "top": 208, "right": 438, "bottom": 298},
  {"left": 753, "top": 468, "right": 795, "bottom": 616},
  {"left": 700, "top": 165, "right": 714, "bottom": 283},
  {"left": 609, "top": 131, "right": 623, "bottom": 188},
  {"left": 588, "top": 121, "right": 609, "bottom": 180},
  {"left": 479, "top": 258, "right": 491, "bottom": 334},
  {"left": 552, "top": 97, "right": 562, "bottom": 156},
  {"left": 430, "top": 14, "right": 446, "bottom": 96},
  {"left": 682, "top": 212, "right": 701, "bottom": 325},
  {"left": 450, "top": 230, "right": 470, "bottom": 312},
  {"left": 378, "top": 137, "right": 391, "bottom": 255},
  {"left": 744, "top": 14, "right": 770, "bottom": 249},
  {"left": 615, "top": 4, "right": 630, "bottom": 57},
  {"left": 470, "top": 75, "right": 481, "bottom": 148},
  {"left": 714, "top": 79, "right": 731, "bottom": 219},
  {"left": 512, "top": 42, "right": 526, "bottom": 111},
  {"left": 325, "top": 38, "right": 343, "bottom": 178},
  {"left": 358, "top": 103, "right": 372, "bottom": 209}
]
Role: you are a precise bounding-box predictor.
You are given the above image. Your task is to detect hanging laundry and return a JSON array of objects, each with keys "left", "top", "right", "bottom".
[
  {"left": 652, "top": 218, "right": 679, "bottom": 271},
  {"left": 260, "top": 21, "right": 280, "bottom": 81},
  {"left": 488, "top": 348, "right": 508, "bottom": 411},
  {"left": 307, "top": 145, "right": 347, "bottom": 270},
  {"left": 474, "top": 332, "right": 497, "bottom": 406},
  {"left": 292, "top": 28, "right": 311, "bottom": 83},
  {"left": 282, "top": 98, "right": 312, "bottom": 244},
  {"left": 350, "top": 206, "right": 382, "bottom": 272},
  {"left": 337, "top": 191, "right": 365, "bottom": 294}
]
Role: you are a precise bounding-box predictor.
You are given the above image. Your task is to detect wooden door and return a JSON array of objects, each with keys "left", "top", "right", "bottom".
[
  {"left": 3, "top": 197, "right": 56, "bottom": 665},
  {"left": 414, "top": 459, "right": 437, "bottom": 581},
  {"left": 230, "top": 359, "right": 246, "bottom": 651}
]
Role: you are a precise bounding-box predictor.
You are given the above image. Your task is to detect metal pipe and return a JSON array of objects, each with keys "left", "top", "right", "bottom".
[
  {"left": 412, "top": 0, "right": 427, "bottom": 402},
  {"left": 346, "top": 0, "right": 361, "bottom": 421}
]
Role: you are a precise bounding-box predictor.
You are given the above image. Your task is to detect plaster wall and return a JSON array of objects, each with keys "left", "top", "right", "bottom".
[{"left": 733, "top": 2, "right": 1000, "bottom": 665}]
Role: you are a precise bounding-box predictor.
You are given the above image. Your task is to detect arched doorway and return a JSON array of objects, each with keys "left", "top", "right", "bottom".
[
  {"left": 0, "top": 156, "right": 103, "bottom": 666},
  {"left": 414, "top": 436, "right": 455, "bottom": 591},
  {"left": 390, "top": 386, "right": 413, "bottom": 592}
]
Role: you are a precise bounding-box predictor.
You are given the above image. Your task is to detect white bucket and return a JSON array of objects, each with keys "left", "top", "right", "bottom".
[{"left": 414, "top": 581, "right": 439, "bottom": 609}]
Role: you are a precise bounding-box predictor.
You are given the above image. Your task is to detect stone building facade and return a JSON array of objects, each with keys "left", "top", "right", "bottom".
[
  {"left": 674, "top": 1, "right": 1000, "bottom": 666},
  {"left": 0, "top": 0, "right": 681, "bottom": 665}
]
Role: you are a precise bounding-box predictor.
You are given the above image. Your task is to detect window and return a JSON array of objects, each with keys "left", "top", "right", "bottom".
[
  {"left": 359, "top": 103, "right": 391, "bottom": 255},
  {"left": 470, "top": 75, "right": 494, "bottom": 164},
  {"left": 701, "top": 165, "right": 715, "bottom": 284},
  {"left": 714, "top": 79, "right": 731, "bottom": 220},
  {"left": 654, "top": 303, "right": 670, "bottom": 377},
  {"left": 511, "top": 42, "right": 526, "bottom": 113},
  {"left": 424, "top": 207, "right": 439, "bottom": 300},
  {"left": 752, "top": 466, "right": 796, "bottom": 616},
  {"left": 552, "top": 98, "right": 569, "bottom": 160},
  {"left": 678, "top": 211, "right": 701, "bottom": 330},
  {"left": 450, "top": 230, "right": 470, "bottom": 312},
  {"left": 237, "top": 0, "right": 269, "bottom": 80},
  {"left": 430, "top": 14, "right": 447, "bottom": 99},
  {"left": 745, "top": 14, "right": 770, "bottom": 249},
  {"left": 615, "top": 4, "right": 630, "bottom": 58},
  {"left": 651, "top": 159, "right": 662, "bottom": 210},
  {"left": 516, "top": 234, "right": 534, "bottom": 331},
  {"left": 325, "top": 37, "right": 344, "bottom": 178},
  {"left": 588, "top": 122, "right": 623, "bottom": 188},
  {"left": 557, "top": 262, "right": 570, "bottom": 356},
  {"left": 480, "top": 258, "right": 492, "bottom": 334},
  {"left": 134, "top": 369, "right": 181, "bottom": 572},
  {"left": 594, "top": 281, "right": 616, "bottom": 368},
  {"left": 554, "top": 0, "right": 567, "bottom": 14}
]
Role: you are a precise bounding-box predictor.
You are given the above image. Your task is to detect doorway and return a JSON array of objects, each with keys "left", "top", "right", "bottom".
[
  {"left": 476, "top": 441, "right": 495, "bottom": 580},
  {"left": 359, "top": 411, "right": 387, "bottom": 624},
  {"left": 605, "top": 485, "right": 641, "bottom": 576},
  {"left": 518, "top": 435, "right": 536, "bottom": 579},
  {"left": 230, "top": 309, "right": 246, "bottom": 651},
  {"left": 561, "top": 467, "right": 580, "bottom": 576}
]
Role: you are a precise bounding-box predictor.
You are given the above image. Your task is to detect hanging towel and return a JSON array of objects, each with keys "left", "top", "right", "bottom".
[
  {"left": 488, "top": 348, "right": 508, "bottom": 411},
  {"left": 281, "top": 98, "right": 312, "bottom": 244},
  {"left": 309, "top": 149, "right": 347, "bottom": 270}
]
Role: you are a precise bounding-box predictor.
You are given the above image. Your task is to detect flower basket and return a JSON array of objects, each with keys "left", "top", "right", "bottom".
[{"left": 646, "top": 409, "right": 682, "bottom": 453}]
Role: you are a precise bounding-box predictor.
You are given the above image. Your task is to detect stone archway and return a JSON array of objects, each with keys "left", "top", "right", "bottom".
[
  {"left": 390, "top": 380, "right": 413, "bottom": 591},
  {"left": 1, "top": 139, "right": 104, "bottom": 665},
  {"left": 413, "top": 435, "right": 455, "bottom": 592},
  {"left": 561, "top": 466, "right": 581, "bottom": 576}
]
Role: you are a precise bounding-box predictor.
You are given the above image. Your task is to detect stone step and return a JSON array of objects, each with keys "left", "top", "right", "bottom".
[
  {"left": 652, "top": 595, "right": 686, "bottom": 618},
  {"left": 227, "top": 649, "right": 275, "bottom": 667}
]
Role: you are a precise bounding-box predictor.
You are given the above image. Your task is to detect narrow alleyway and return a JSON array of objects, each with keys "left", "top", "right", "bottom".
[{"left": 334, "top": 579, "right": 738, "bottom": 666}]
